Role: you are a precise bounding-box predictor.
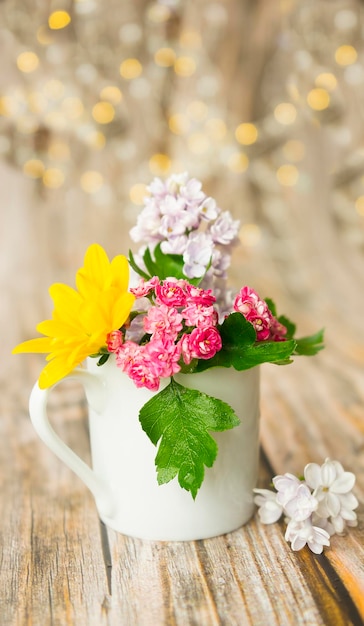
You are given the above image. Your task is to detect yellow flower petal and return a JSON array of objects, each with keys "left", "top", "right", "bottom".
[
  {"left": 110, "top": 254, "right": 130, "bottom": 292},
  {"left": 12, "top": 337, "right": 54, "bottom": 354},
  {"left": 13, "top": 243, "right": 135, "bottom": 388}
]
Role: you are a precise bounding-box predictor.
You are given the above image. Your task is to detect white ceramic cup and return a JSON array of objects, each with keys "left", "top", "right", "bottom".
[{"left": 29, "top": 357, "right": 260, "bottom": 541}]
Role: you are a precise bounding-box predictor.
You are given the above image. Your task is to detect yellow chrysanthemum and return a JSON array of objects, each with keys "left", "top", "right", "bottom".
[{"left": 13, "top": 244, "right": 135, "bottom": 389}]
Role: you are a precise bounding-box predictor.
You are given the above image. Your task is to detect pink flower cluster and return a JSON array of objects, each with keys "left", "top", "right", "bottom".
[
  {"left": 233, "top": 286, "right": 287, "bottom": 341},
  {"left": 108, "top": 277, "right": 222, "bottom": 391}
]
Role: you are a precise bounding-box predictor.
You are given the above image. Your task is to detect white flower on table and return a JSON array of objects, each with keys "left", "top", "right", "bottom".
[
  {"left": 304, "top": 458, "right": 358, "bottom": 533},
  {"left": 253, "top": 458, "right": 358, "bottom": 554},
  {"left": 285, "top": 518, "right": 331, "bottom": 554},
  {"left": 253, "top": 489, "right": 283, "bottom": 524}
]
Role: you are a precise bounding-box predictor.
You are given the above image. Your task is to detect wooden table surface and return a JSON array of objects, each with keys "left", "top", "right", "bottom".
[{"left": 1, "top": 162, "right": 364, "bottom": 626}]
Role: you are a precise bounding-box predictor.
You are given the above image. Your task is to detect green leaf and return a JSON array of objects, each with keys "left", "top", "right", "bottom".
[
  {"left": 153, "top": 244, "right": 202, "bottom": 285},
  {"left": 277, "top": 315, "right": 296, "bottom": 339},
  {"left": 294, "top": 328, "right": 325, "bottom": 356},
  {"left": 143, "top": 247, "right": 158, "bottom": 277},
  {"left": 265, "top": 298, "right": 277, "bottom": 317},
  {"left": 139, "top": 378, "right": 240, "bottom": 499},
  {"left": 128, "top": 249, "right": 150, "bottom": 280},
  {"left": 195, "top": 312, "right": 296, "bottom": 372}
]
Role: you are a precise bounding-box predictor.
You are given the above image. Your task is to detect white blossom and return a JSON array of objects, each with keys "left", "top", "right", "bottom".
[
  {"left": 283, "top": 484, "right": 318, "bottom": 522},
  {"left": 209, "top": 211, "right": 240, "bottom": 245},
  {"left": 183, "top": 233, "right": 214, "bottom": 278},
  {"left": 160, "top": 235, "right": 188, "bottom": 255},
  {"left": 273, "top": 472, "right": 302, "bottom": 507},
  {"left": 253, "top": 489, "right": 283, "bottom": 524},
  {"left": 254, "top": 459, "right": 358, "bottom": 555},
  {"left": 199, "top": 197, "right": 220, "bottom": 221},
  {"left": 285, "top": 518, "right": 330, "bottom": 554},
  {"left": 304, "top": 458, "right": 358, "bottom": 525}
]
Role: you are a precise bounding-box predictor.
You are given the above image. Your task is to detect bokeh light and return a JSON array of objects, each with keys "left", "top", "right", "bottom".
[{"left": 235, "top": 123, "right": 258, "bottom": 145}]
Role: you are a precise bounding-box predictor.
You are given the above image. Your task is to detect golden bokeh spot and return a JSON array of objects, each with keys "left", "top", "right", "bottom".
[
  {"left": 186, "top": 100, "right": 208, "bottom": 121},
  {"left": 235, "top": 123, "right": 258, "bottom": 145},
  {"left": 168, "top": 113, "right": 190, "bottom": 135},
  {"left": 205, "top": 118, "right": 227, "bottom": 140},
  {"left": 129, "top": 183, "right": 148, "bottom": 205},
  {"left": 274, "top": 102, "right": 297, "bottom": 125},
  {"left": 37, "top": 25, "right": 54, "bottom": 45},
  {"left": 355, "top": 196, "right": 364, "bottom": 216},
  {"left": 80, "top": 171, "right": 104, "bottom": 193},
  {"left": 44, "top": 111, "right": 67, "bottom": 130},
  {"left": 86, "top": 130, "right": 106, "bottom": 150},
  {"left": 228, "top": 152, "right": 249, "bottom": 173},
  {"left": 149, "top": 153, "right": 171, "bottom": 175},
  {"left": 17, "top": 51, "right": 39, "bottom": 73},
  {"left": 239, "top": 223, "right": 261, "bottom": 247},
  {"left": 0, "top": 96, "right": 13, "bottom": 116},
  {"left": 276, "top": 164, "right": 299, "bottom": 186},
  {"left": 92, "top": 101, "right": 115, "bottom": 124},
  {"left": 27, "top": 91, "right": 47, "bottom": 114},
  {"left": 307, "top": 88, "right": 330, "bottom": 111},
  {"left": 187, "top": 132, "right": 210, "bottom": 154},
  {"left": 23, "top": 159, "right": 45, "bottom": 178},
  {"left": 43, "top": 79, "right": 65, "bottom": 99},
  {"left": 174, "top": 56, "right": 196, "bottom": 77},
  {"left": 48, "top": 140, "right": 70, "bottom": 161},
  {"left": 154, "top": 47, "right": 176, "bottom": 67},
  {"left": 43, "top": 168, "right": 65, "bottom": 189},
  {"left": 282, "top": 140, "right": 305, "bottom": 162},
  {"left": 62, "top": 97, "right": 84, "bottom": 119},
  {"left": 147, "top": 4, "right": 171, "bottom": 22},
  {"left": 335, "top": 45, "right": 357, "bottom": 66},
  {"left": 119, "top": 59, "right": 142, "bottom": 80},
  {"left": 179, "top": 30, "right": 201, "bottom": 48},
  {"left": 16, "top": 116, "right": 38, "bottom": 134},
  {"left": 100, "top": 86, "right": 123, "bottom": 104},
  {"left": 315, "top": 72, "right": 337, "bottom": 91},
  {"left": 48, "top": 11, "right": 71, "bottom": 30}
]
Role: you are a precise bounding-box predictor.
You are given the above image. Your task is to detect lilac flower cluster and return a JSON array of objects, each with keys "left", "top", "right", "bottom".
[
  {"left": 254, "top": 458, "right": 358, "bottom": 554},
  {"left": 130, "top": 172, "right": 240, "bottom": 282}
]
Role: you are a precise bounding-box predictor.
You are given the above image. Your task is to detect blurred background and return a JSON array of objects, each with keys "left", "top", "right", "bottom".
[{"left": 1, "top": 0, "right": 364, "bottom": 382}]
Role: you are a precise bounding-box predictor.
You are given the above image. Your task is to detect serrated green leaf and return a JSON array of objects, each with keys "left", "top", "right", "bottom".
[
  {"left": 139, "top": 378, "right": 240, "bottom": 499},
  {"left": 294, "top": 328, "right": 325, "bottom": 356}
]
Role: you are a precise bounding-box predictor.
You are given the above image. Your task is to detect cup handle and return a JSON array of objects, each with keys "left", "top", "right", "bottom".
[{"left": 29, "top": 367, "right": 114, "bottom": 518}]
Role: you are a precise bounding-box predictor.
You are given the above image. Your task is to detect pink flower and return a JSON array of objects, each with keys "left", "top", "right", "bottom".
[
  {"left": 182, "top": 303, "right": 218, "bottom": 328},
  {"left": 106, "top": 330, "right": 123, "bottom": 352},
  {"left": 130, "top": 276, "right": 160, "bottom": 298},
  {"left": 233, "top": 286, "right": 287, "bottom": 342},
  {"left": 249, "top": 315, "right": 271, "bottom": 341},
  {"left": 270, "top": 317, "right": 288, "bottom": 342},
  {"left": 128, "top": 361, "right": 160, "bottom": 391},
  {"left": 188, "top": 326, "right": 222, "bottom": 360},
  {"left": 234, "top": 286, "right": 269, "bottom": 320},
  {"left": 143, "top": 304, "right": 183, "bottom": 339},
  {"left": 179, "top": 333, "right": 193, "bottom": 365},
  {"left": 115, "top": 340, "right": 141, "bottom": 372},
  {"left": 185, "top": 284, "right": 216, "bottom": 306},
  {"left": 155, "top": 280, "right": 187, "bottom": 307},
  {"left": 146, "top": 337, "right": 181, "bottom": 378}
]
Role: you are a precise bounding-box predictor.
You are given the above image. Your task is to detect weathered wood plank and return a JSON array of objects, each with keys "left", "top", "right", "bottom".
[
  {"left": 0, "top": 381, "right": 111, "bottom": 626},
  {"left": 105, "top": 454, "right": 362, "bottom": 626}
]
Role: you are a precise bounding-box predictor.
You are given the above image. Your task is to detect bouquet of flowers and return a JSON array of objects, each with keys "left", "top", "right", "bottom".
[{"left": 13, "top": 173, "right": 324, "bottom": 498}]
